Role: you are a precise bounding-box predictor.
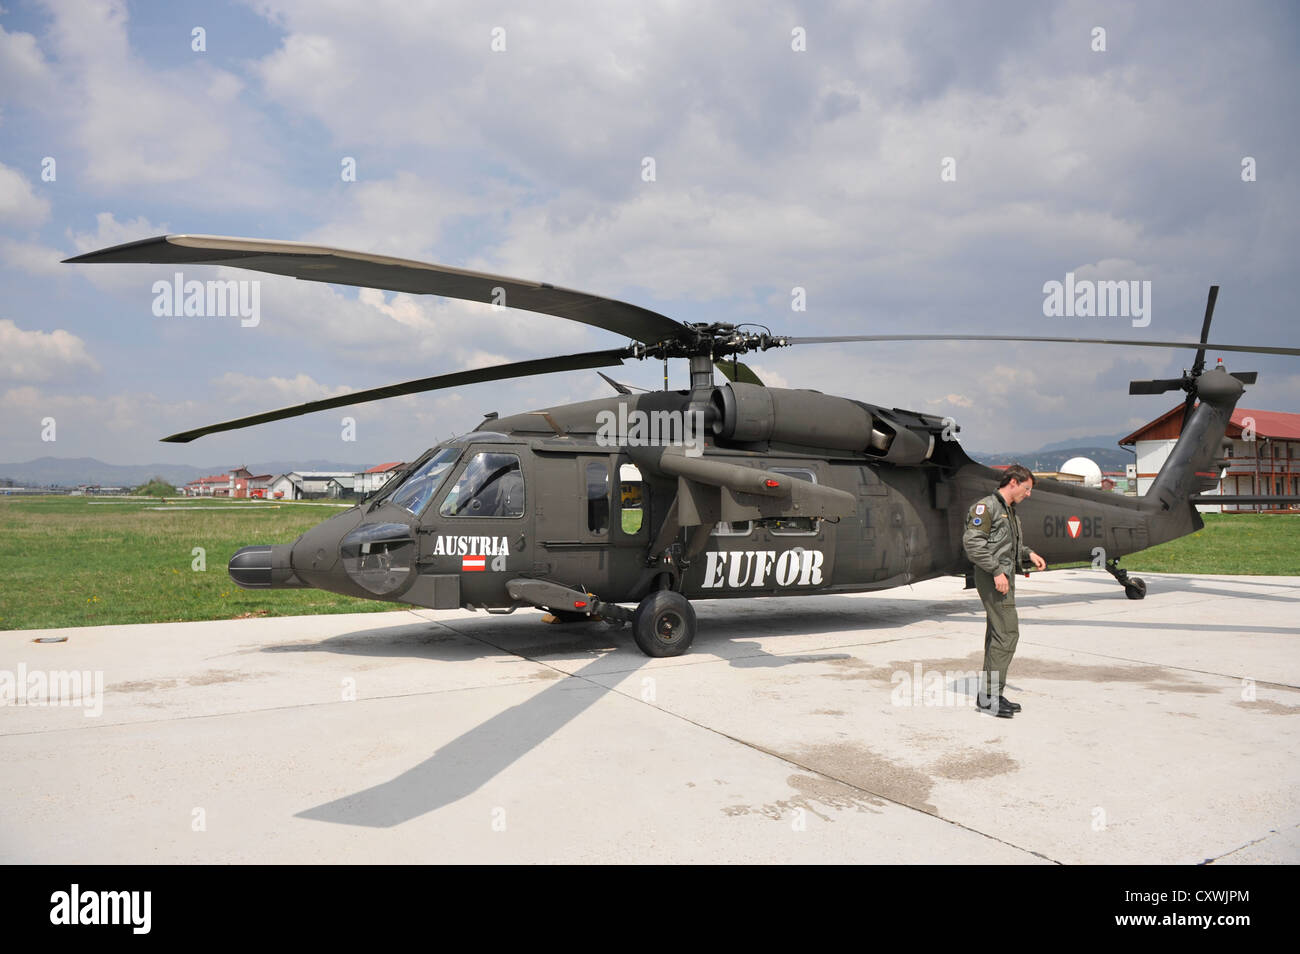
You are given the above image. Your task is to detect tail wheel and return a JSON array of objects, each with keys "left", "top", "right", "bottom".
[
  {"left": 632, "top": 590, "right": 696, "bottom": 657},
  {"left": 1124, "top": 578, "right": 1147, "bottom": 600}
]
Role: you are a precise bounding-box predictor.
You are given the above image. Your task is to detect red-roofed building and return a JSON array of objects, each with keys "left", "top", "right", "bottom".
[
  {"left": 356, "top": 461, "right": 406, "bottom": 496},
  {"left": 183, "top": 474, "right": 231, "bottom": 497},
  {"left": 1119, "top": 406, "right": 1300, "bottom": 512},
  {"left": 182, "top": 466, "right": 273, "bottom": 498}
]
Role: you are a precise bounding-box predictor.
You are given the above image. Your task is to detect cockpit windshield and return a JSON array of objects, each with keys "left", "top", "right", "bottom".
[{"left": 375, "top": 445, "right": 462, "bottom": 515}]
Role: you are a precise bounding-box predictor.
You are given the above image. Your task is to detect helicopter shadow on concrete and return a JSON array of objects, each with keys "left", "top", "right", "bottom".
[
  {"left": 1115, "top": 574, "right": 1300, "bottom": 600},
  {"left": 1014, "top": 577, "right": 1300, "bottom": 618},
  {"left": 286, "top": 616, "right": 849, "bottom": 828},
  {"left": 284, "top": 575, "right": 1293, "bottom": 827}
]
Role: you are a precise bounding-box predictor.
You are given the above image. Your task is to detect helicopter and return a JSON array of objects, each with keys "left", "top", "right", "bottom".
[{"left": 67, "top": 235, "right": 1300, "bottom": 656}]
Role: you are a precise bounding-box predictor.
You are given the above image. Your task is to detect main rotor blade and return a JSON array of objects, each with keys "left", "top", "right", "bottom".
[
  {"left": 785, "top": 334, "right": 1300, "bottom": 356},
  {"left": 65, "top": 235, "right": 687, "bottom": 345},
  {"left": 160, "top": 348, "right": 631, "bottom": 443}
]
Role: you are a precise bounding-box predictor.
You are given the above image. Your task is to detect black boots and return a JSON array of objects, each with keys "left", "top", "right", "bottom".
[{"left": 976, "top": 693, "right": 1015, "bottom": 718}]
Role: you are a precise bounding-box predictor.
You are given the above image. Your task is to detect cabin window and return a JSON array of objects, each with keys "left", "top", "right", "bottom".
[
  {"left": 439, "top": 452, "right": 525, "bottom": 518},
  {"left": 586, "top": 461, "right": 609, "bottom": 534},
  {"left": 619, "top": 462, "right": 644, "bottom": 534},
  {"left": 768, "top": 467, "right": 820, "bottom": 535}
]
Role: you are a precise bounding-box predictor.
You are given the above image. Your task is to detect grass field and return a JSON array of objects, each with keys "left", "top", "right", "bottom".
[
  {"left": 1, "top": 496, "right": 1297, "bottom": 631},
  {"left": 1048, "top": 512, "right": 1300, "bottom": 575},
  {"left": 1082, "top": 512, "right": 1300, "bottom": 575},
  {"left": 0, "top": 496, "right": 393, "bottom": 631}
]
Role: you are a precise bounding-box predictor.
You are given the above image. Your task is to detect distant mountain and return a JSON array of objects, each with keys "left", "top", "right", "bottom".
[
  {"left": 969, "top": 445, "right": 1136, "bottom": 473},
  {"left": 1035, "top": 432, "right": 1129, "bottom": 453},
  {"left": 2, "top": 442, "right": 1134, "bottom": 488},
  {"left": 0, "top": 456, "right": 372, "bottom": 488},
  {"left": 966, "top": 428, "right": 1136, "bottom": 472}
]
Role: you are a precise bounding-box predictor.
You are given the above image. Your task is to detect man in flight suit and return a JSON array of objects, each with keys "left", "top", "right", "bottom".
[{"left": 962, "top": 465, "right": 1047, "bottom": 718}]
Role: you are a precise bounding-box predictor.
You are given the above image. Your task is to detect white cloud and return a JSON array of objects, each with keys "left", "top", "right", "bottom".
[
  {"left": 0, "top": 162, "right": 50, "bottom": 227},
  {"left": 0, "top": 237, "right": 65, "bottom": 275},
  {"left": 211, "top": 371, "right": 352, "bottom": 404},
  {"left": 0, "top": 383, "right": 207, "bottom": 457},
  {"left": 0, "top": 22, "right": 51, "bottom": 92},
  {"left": 297, "top": 172, "right": 486, "bottom": 259},
  {"left": 3, "top": 1, "right": 1295, "bottom": 463},
  {"left": 6, "top": 0, "right": 290, "bottom": 205},
  {"left": 69, "top": 211, "right": 169, "bottom": 255},
  {"left": 61, "top": 212, "right": 170, "bottom": 294},
  {"left": 928, "top": 393, "right": 974, "bottom": 408},
  {"left": 0, "top": 318, "right": 99, "bottom": 381}
]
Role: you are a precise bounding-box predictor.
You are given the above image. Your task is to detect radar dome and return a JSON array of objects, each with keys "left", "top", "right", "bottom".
[{"left": 1060, "top": 456, "right": 1103, "bottom": 488}]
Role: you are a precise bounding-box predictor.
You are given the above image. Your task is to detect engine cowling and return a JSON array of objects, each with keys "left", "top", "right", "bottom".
[{"left": 710, "top": 382, "right": 938, "bottom": 464}]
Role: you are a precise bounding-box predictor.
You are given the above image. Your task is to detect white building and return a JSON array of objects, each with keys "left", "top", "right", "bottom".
[
  {"left": 355, "top": 461, "right": 406, "bottom": 496},
  {"left": 1119, "top": 405, "right": 1300, "bottom": 512},
  {"left": 292, "top": 471, "right": 357, "bottom": 499},
  {"left": 267, "top": 474, "right": 298, "bottom": 499}
]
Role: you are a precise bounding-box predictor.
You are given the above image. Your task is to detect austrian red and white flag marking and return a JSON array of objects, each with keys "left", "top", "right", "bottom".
[
  {"left": 1066, "top": 516, "right": 1082, "bottom": 539},
  {"left": 462, "top": 556, "right": 486, "bottom": 572}
]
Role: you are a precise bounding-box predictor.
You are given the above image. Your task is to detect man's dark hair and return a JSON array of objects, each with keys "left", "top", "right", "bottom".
[{"left": 998, "top": 464, "right": 1035, "bottom": 488}]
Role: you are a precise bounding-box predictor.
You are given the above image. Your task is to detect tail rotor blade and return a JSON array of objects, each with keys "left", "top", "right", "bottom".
[
  {"left": 1129, "top": 378, "right": 1185, "bottom": 395},
  {"left": 1191, "top": 285, "right": 1219, "bottom": 378},
  {"left": 1180, "top": 391, "right": 1198, "bottom": 432}
]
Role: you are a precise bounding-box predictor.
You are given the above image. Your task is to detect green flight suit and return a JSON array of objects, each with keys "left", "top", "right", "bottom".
[{"left": 962, "top": 491, "right": 1033, "bottom": 701}]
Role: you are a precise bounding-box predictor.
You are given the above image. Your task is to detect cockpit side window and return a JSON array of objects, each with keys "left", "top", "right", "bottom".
[
  {"left": 381, "top": 446, "right": 461, "bottom": 515},
  {"left": 440, "top": 452, "right": 525, "bottom": 518}
]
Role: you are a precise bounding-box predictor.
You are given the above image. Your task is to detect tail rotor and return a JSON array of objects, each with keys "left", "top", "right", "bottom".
[{"left": 1128, "top": 285, "right": 1258, "bottom": 417}]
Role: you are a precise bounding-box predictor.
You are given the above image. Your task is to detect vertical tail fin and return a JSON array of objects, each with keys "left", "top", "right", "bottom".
[{"left": 1140, "top": 366, "right": 1246, "bottom": 543}]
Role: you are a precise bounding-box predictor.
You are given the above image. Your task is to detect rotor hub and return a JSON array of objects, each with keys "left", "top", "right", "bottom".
[{"left": 630, "top": 322, "right": 792, "bottom": 361}]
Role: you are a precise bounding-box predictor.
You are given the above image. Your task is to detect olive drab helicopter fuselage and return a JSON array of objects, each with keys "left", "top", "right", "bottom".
[{"left": 66, "top": 236, "right": 1300, "bottom": 656}]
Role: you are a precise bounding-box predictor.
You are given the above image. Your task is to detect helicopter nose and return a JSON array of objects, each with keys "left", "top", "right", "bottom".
[
  {"left": 290, "top": 507, "right": 365, "bottom": 580},
  {"left": 229, "top": 545, "right": 271, "bottom": 587},
  {"left": 228, "top": 544, "right": 305, "bottom": 589}
]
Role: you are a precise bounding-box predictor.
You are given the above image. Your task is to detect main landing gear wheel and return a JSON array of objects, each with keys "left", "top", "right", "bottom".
[
  {"left": 1124, "top": 577, "right": 1147, "bottom": 600},
  {"left": 632, "top": 590, "right": 696, "bottom": 657}
]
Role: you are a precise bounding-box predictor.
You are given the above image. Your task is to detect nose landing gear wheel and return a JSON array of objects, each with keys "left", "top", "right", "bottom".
[{"left": 632, "top": 590, "right": 696, "bottom": 657}]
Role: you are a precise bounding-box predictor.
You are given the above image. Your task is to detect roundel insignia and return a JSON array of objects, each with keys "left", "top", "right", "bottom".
[{"left": 972, "top": 517, "right": 982, "bottom": 526}]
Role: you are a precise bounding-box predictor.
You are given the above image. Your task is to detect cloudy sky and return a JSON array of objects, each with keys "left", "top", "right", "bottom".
[{"left": 2, "top": 0, "right": 1298, "bottom": 469}]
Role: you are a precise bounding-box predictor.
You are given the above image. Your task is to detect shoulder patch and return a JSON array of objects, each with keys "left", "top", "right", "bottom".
[
  {"left": 972, "top": 517, "right": 982, "bottom": 526},
  {"left": 975, "top": 504, "right": 985, "bottom": 515}
]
